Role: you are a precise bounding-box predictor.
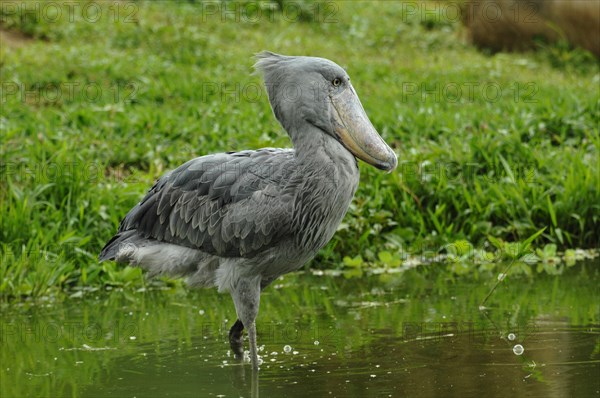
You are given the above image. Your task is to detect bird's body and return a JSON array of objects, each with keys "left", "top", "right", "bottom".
[
  {"left": 102, "top": 141, "right": 358, "bottom": 290},
  {"left": 100, "top": 52, "right": 396, "bottom": 369}
]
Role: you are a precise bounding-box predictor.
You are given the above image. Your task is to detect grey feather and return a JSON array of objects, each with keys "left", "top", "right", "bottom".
[{"left": 114, "top": 149, "right": 298, "bottom": 258}]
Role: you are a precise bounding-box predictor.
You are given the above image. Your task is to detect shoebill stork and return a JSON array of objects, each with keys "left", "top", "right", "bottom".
[{"left": 99, "top": 51, "right": 397, "bottom": 369}]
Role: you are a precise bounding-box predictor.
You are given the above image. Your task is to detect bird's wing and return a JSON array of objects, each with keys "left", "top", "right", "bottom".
[{"left": 118, "top": 149, "right": 298, "bottom": 257}]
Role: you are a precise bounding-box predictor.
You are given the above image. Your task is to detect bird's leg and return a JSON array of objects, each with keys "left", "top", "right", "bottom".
[
  {"left": 228, "top": 319, "right": 245, "bottom": 359},
  {"left": 247, "top": 320, "right": 259, "bottom": 370},
  {"left": 231, "top": 276, "right": 261, "bottom": 370}
]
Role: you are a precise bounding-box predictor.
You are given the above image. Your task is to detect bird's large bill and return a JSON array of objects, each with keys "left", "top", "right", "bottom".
[{"left": 331, "top": 86, "right": 397, "bottom": 172}]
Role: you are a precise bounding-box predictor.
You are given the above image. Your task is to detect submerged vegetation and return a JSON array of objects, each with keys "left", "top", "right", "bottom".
[{"left": 1, "top": 1, "right": 598, "bottom": 298}]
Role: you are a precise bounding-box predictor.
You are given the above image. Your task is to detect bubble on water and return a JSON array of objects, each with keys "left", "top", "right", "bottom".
[
  {"left": 513, "top": 344, "right": 524, "bottom": 355},
  {"left": 283, "top": 345, "right": 292, "bottom": 353},
  {"left": 314, "top": 340, "right": 320, "bottom": 346},
  {"left": 508, "top": 333, "right": 516, "bottom": 341}
]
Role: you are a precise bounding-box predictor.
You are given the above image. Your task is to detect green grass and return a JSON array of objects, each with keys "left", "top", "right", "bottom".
[{"left": 1, "top": 1, "right": 598, "bottom": 298}]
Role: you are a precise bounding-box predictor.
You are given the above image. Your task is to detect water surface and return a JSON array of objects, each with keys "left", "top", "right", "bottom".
[{"left": 2, "top": 262, "right": 598, "bottom": 397}]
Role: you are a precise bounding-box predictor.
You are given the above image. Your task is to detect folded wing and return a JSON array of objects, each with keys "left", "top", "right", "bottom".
[{"left": 116, "top": 149, "right": 298, "bottom": 258}]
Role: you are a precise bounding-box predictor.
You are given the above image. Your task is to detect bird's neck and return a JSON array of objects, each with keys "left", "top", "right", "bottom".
[
  {"left": 289, "top": 123, "right": 358, "bottom": 173},
  {"left": 288, "top": 123, "right": 360, "bottom": 253}
]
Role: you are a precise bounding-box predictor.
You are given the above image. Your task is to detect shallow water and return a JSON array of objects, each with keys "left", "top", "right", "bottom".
[{"left": 2, "top": 262, "right": 599, "bottom": 397}]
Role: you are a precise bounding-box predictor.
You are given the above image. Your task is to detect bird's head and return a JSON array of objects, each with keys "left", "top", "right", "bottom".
[{"left": 255, "top": 51, "right": 397, "bottom": 172}]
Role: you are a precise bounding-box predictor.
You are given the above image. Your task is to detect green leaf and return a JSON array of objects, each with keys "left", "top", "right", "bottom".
[
  {"left": 522, "top": 227, "right": 547, "bottom": 249},
  {"left": 564, "top": 249, "right": 576, "bottom": 267},
  {"left": 547, "top": 196, "right": 557, "bottom": 227},
  {"left": 378, "top": 251, "right": 393, "bottom": 264},
  {"left": 487, "top": 235, "right": 504, "bottom": 250},
  {"left": 453, "top": 240, "right": 471, "bottom": 256},
  {"left": 504, "top": 242, "right": 521, "bottom": 259},
  {"left": 555, "top": 228, "right": 564, "bottom": 245},
  {"left": 498, "top": 154, "right": 515, "bottom": 183},
  {"left": 543, "top": 244, "right": 557, "bottom": 257},
  {"left": 343, "top": 255, "right": 363, "bottom": 268}
]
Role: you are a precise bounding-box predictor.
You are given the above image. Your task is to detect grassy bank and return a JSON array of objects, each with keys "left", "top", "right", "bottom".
[{"left": 1, "top": 1, "right": 598, "bottom": 298}]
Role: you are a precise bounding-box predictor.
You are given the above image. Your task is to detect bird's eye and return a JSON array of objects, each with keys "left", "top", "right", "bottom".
[{"left": 332, "top": 78, "right": 342, "bottom": 87}]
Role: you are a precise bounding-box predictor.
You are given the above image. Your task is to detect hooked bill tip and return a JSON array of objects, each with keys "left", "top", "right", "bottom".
[{"left": 375, "top": 151, "right": 397, "bottom": 173}]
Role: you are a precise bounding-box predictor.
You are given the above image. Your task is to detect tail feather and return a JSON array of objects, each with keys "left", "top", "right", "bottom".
[
  {"left": 99, "top": 230, "right": 139, "bottom": 262},
  {"left": 98, "top": 229, "right": 218, "bottom": 286}
]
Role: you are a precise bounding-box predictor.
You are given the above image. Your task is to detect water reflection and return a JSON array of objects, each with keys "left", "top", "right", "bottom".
[{"left": 1, "top": 261, "right": 598, "bottom": 397}]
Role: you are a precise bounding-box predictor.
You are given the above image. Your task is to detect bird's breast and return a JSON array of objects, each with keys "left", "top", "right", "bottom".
[{"left": 291, "top": 158, "right": 359, "bottom": 254}]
